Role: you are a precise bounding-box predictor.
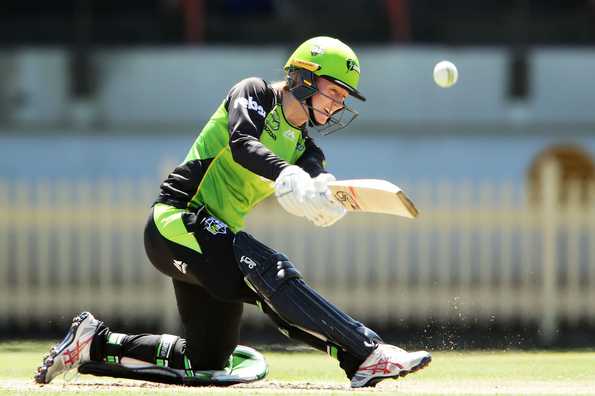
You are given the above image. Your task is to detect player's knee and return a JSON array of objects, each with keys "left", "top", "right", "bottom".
[
  {"left": 202, "top": 280, "right": 251, "bottom": 302},
  {"left": 233, "top": 231, "right": 302, "bottom": 300}
]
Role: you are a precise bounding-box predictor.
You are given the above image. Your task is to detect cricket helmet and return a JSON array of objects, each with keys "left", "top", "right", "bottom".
[{"left": 284, "top": 36, "right": 366, "bottom": 102}]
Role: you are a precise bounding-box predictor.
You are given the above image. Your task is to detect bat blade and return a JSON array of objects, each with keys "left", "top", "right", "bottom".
[{"left": 327, "top": 179, "right": 418, "bottom": 219}]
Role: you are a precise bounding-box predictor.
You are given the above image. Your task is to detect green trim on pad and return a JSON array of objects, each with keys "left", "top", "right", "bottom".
[
  {"left": 184, "top": 356, "right": 194, "bottom": 377},
  {"left": 328, "top": 345, "right": 339, "bottom": 360},
  {"left": 105, "top": 355, "right": 118, "bottom": 364},
  {"left": 188, "top": 345, "right": 267, "bottom": 385},
  {"left": 107, "top": 333, "right": 125, "bottom": 345}
]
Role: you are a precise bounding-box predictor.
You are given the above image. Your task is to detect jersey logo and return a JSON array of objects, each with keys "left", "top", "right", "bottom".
[
  {"left": 203, "top": 216, "right": 228, "bottom": 236},
  {"left": 264, "top": 111, "right": 280, "bottom": 140},
  {"left": 234, "top": 96, "right": 266, "bottom": 118},
  {"left": 265, "top": 111, "right": 280, "bottom": 131},
  {"left": 265, "top": 127, "right": 277, "bottom": 140},
  {"left": 283, "top": 129, "right": 297, "bottom": 140}
]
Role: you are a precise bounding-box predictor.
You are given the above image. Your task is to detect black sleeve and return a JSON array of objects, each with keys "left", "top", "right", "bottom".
[
  {"left": 226, "top": 77, "right": 289, "bottom": 181},
  {"left": 295, "top": 134, "right": 327, "bottom": 178}
]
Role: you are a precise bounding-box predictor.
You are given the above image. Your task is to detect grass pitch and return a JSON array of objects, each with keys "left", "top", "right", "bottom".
[{"left": 0, "top": 341, "right": 594, "bottom": 395}]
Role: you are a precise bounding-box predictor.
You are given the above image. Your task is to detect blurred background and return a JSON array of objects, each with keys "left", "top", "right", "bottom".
[{"left": 0, "top": 0, "right": 594, "bottom": 350}]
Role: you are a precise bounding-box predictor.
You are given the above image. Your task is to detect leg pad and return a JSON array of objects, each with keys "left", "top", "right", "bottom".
[
  {"left": 234, "top": 231, "right": 381, "bottom": 361},
  {"left": 79, "top": 345, "right": 267, "bottom": 386}
]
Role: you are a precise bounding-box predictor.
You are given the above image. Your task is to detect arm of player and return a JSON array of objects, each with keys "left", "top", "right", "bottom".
[
  {"left": 226, "top": 79, "right": 315, "bottom": 219},
  {"left": 227, "top": 78, "right": 289, "bottom": 181},
  {"left": 295, "top": 134, "right": 326, "bottom": 177},
  {"left": 226, "top": 79, "right": 342, "bottom": 224}
]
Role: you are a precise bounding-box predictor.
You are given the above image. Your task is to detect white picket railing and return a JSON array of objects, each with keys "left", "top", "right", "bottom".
[{"left": 0, "top": 164, "right": 593, "bottom": 342}]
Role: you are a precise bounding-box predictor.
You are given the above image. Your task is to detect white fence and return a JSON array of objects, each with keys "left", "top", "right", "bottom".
[{"left": 0, "top": 164, "right": 593, "bottom": 342}]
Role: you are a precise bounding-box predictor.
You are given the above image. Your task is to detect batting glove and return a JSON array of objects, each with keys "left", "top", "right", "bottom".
[
  {"left": 306, "top": 173, "right": 347, "bottom": 227},
  {"left": 274, "top": 165, "right": 315, "bottom": 218}
]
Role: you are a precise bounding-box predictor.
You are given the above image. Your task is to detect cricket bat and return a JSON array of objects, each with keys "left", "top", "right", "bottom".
[{"left": 327, "top": 179, "right": 419, "bottom": 219}]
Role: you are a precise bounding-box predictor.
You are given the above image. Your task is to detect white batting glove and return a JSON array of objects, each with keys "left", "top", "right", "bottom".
[
  {"left": 306, "top": 173, "right": 347, "bottom": 227},
  {"left": 274, "top": 165, "right": 315, "bottom": 218}
]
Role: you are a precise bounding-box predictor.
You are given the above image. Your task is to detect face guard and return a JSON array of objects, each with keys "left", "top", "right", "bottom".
[
  {"left": 287, "top": 68, "right": 359, "bottom": 135},
  {"left": 305, "top": 87, "right": 359, "bottom": 136}
]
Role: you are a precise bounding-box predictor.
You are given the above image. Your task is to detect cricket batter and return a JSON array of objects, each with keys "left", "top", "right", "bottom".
[{"left": 35, "top": 36, "right": 431, "bottom": 388}]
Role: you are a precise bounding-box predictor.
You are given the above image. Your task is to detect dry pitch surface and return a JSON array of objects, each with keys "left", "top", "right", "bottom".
[{"left": 1, "top": 342, "right": 594, "bottom": 396}]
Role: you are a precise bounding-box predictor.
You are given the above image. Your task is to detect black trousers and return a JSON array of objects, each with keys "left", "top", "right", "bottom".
[
  {"left": 143, "top": 206, "right": 254, "bottom": 370},
  {"left": 92, "top": 207, "right": 362, "bottom": 377}
]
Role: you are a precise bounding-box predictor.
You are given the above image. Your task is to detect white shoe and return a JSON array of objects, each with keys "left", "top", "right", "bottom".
[
  {"left": 350, "top": 344, "right": 431, "bottom": 388},
  {"left": 35, "top": 312, "right": 100, "bottom": 384}
]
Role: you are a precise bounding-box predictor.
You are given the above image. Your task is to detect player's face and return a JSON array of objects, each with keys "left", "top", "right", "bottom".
[{"left": 311, "top": 78, "right": 349, "bottom": 125}]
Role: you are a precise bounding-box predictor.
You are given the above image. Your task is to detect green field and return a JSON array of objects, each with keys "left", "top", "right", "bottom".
[{"left": 1, "top": 341, "right": 594, "bottom": 396}]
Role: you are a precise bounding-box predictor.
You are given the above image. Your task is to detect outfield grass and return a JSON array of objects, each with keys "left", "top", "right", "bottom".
[{"left": 0, "top": 341, "right": 594, "bottom": 395}]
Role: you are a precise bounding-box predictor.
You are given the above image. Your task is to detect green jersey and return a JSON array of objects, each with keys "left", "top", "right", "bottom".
[{"left": 155, "top": 78, "right": 326, "bottom": 233}]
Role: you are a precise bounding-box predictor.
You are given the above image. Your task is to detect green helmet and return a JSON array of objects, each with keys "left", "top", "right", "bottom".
[{"left": 284, "top": 36, "right": 366, "bottom": 101}]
